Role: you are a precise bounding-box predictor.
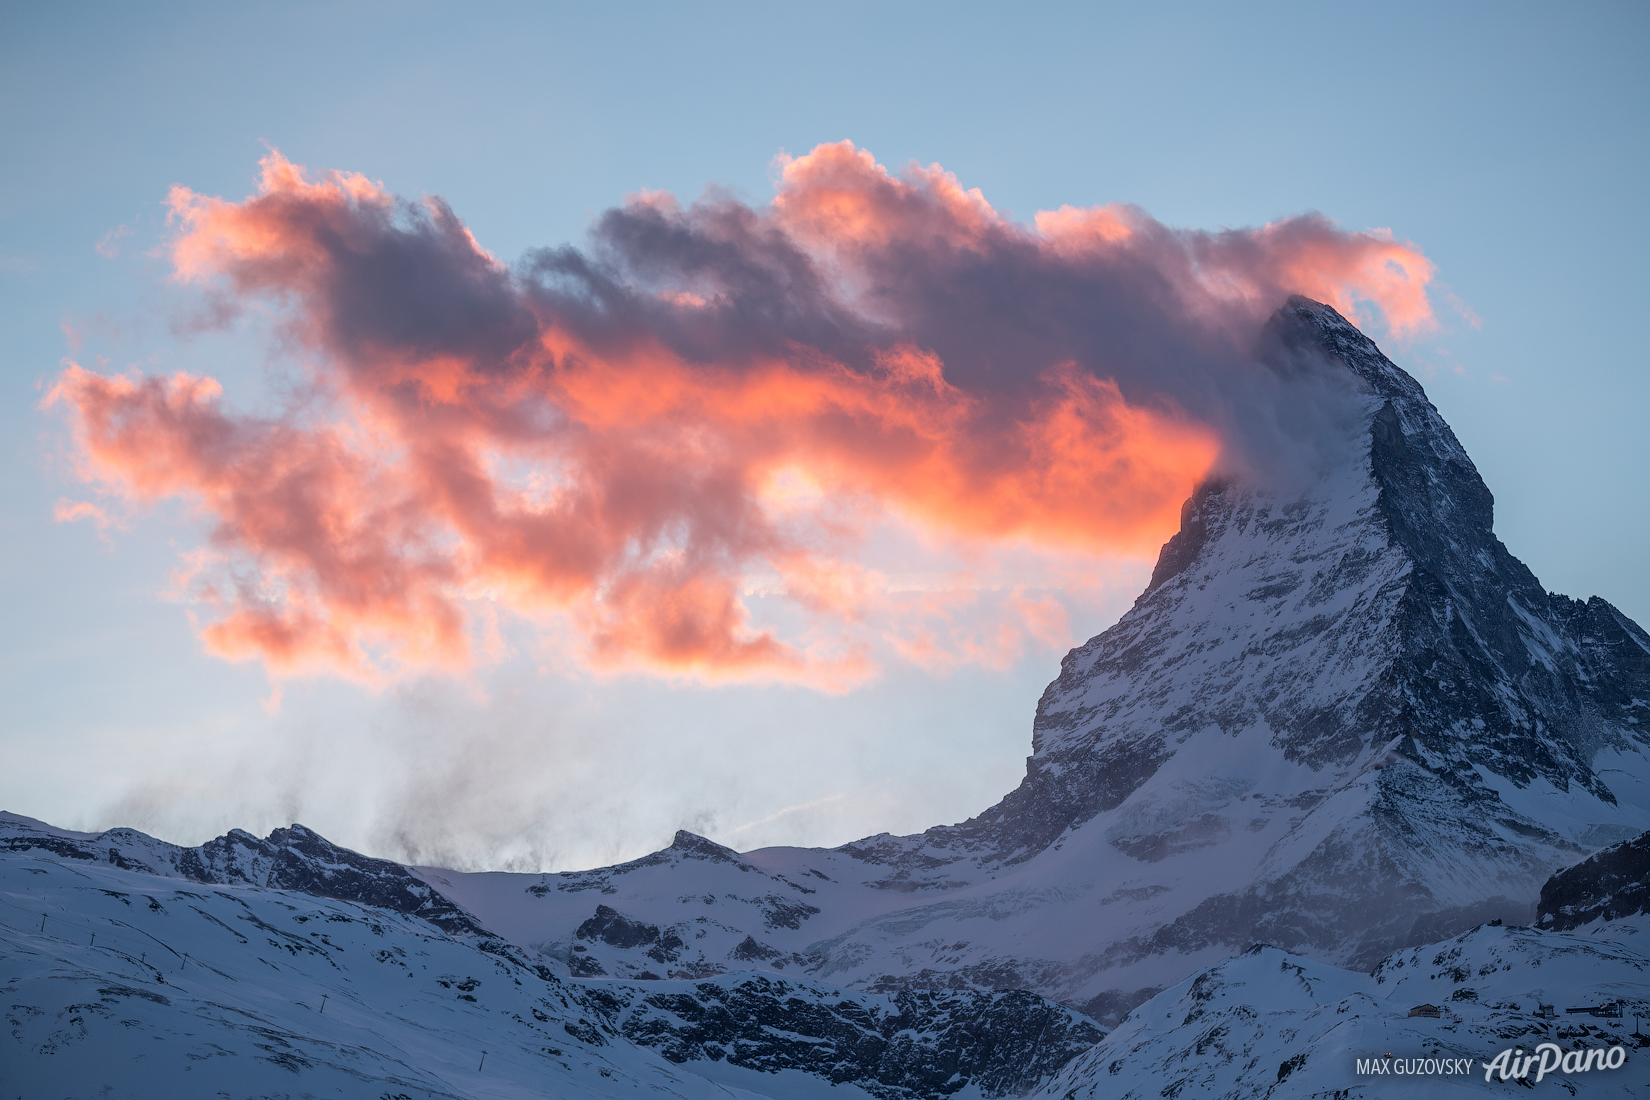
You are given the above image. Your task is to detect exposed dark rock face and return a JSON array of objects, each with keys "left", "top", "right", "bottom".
[
  {"left": 577, "top": 904, "right": 663, "bottom": 949},
  {"left": 1076, "top": 986, "right": 1162, "bottom": 1026},
  {"left": 730, "top": 935, "right": 783, "bottom": 961},
  {"left": 205, "top": 825, "right": 489, "bottom": 938},
  {"left": 761, "top": 897, "right": 821, "bottom": 928},
  {"left": 1537, "top": 829, "right": 1650, "bottom": 931},
  {"left": 605, "top": 974, "right": 1105, "bottom": 1099}
]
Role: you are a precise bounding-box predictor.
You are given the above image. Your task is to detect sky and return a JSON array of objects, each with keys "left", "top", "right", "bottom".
[{"left": 3, "top": 1, "right": 1647, "bottom": 873}]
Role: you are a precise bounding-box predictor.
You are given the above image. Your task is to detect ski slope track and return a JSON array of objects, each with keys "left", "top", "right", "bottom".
[{"left": 7, "top": 298, "right": 1650, "bottom": 1096}]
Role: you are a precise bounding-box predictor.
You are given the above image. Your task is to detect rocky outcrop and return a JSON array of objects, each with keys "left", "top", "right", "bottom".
[
  {"left": 1537, "top": 829, "right": 1650, "bottom": 931},
  {"left": 601, "top": 974, "right": 1105, "bottom": 1099}
]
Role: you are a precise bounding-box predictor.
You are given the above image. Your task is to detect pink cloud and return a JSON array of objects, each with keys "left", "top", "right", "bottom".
[{"left": 46, "top": 145, "right": 1441, "bottom": 688}]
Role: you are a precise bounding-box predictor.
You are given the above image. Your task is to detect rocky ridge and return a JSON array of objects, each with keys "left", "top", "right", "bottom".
[
  {"left": 7, "top": 814, "right": 1648, "bottom": 1097},
  {"left": 0, "top": 811, "right": 490, "bottom": 939}
]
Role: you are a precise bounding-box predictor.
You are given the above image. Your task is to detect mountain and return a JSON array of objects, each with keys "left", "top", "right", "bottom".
[
  {"left": 1, "top": 832, "right": 673, "bottom": 1100},
  {"left": 0, "top": 813, "right": 1102, "bottom": 1098},
  {"left": 8, "top": 817, "right": 1645, "bottom": 1097},
  {"left": 9, "top": 297, "right": 1650, "bottom": 1095},
  {"left": 9, "top": 817, "right": 1636, "bottom": 1100},
  {"left": 411, "top": 298, "right": 1650, "bottom": 1024}
]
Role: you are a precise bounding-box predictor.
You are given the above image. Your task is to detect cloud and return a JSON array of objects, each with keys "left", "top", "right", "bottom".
[
  {"left": 52, "top": 497, "right": 118, "bottom": 542},
  {"left": 95, "top": 222, "right": 134, "bottom": 259},
  {"left": 46, "top": 144, "right": 1437, "bottom": 689}
]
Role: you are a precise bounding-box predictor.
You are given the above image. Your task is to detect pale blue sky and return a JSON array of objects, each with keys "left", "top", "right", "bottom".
[{"left": 3, "top": 1, "right": 1646, "bottom": 870}]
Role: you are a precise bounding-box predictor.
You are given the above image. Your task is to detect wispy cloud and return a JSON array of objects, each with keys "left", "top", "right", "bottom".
[
  {"left": 727, "top": 793, "right": 847, "bottom": 836},
  {"left": 95, "top": 222, "right": 134, "bottom": 259}
]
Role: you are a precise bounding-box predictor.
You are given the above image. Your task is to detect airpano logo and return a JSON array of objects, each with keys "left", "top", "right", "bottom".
[{"left": 1481, "top": 1043, "right": 1628, "bottom": 1083}]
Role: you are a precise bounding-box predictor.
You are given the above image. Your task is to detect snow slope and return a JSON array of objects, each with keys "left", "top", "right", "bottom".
[
  {"left": 0, "top": 826, "right": 1102, "bottom": 1098},
  {"left": 9, "top": 824, "right": 1646, "bottom": 1098},
  {"left": 0, "top": 840, "right": 720, "bottom": 1099},
  {"left": 1037, "top": 922, "right": 1648, "bottom": 1099}
]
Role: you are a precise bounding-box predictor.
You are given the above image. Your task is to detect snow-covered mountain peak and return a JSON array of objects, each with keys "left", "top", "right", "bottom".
[
  {"left": 1265, "top": 295, "right": 1428, "bottom": 401},
  {"left": 669, "top": 829, "right": 745, "bottom": 862},
  {"left": 413, "top": 299, "right": 1650, "bottom": 1023}
]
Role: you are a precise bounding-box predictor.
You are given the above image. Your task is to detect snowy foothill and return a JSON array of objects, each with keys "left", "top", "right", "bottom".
[
  {"left": 5, "top": 821, "right": 1648, "bottom": 1098},
  {"left": 0, "top": 836, "right": 1099, "bottom": 1098},
  {"left": 0, "top": 846, "right": 721, "bottom": 1099},
  {"left": 1040, "top": 924, "right": 1649, "bottom": 1098}
]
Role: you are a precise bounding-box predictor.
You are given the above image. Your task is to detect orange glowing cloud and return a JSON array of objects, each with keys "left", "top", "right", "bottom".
[
  {"left": 47, "top": 144, "right": 1440, "bottom": 688},
  {"left": 1192, "top": 218, "right": 1437, "bottom": 337}
]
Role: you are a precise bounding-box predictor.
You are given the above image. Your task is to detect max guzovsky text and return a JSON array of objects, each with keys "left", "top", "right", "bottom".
[{"left": 1354, "top": 1057, "right": 1476, "bottom": 1076}]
